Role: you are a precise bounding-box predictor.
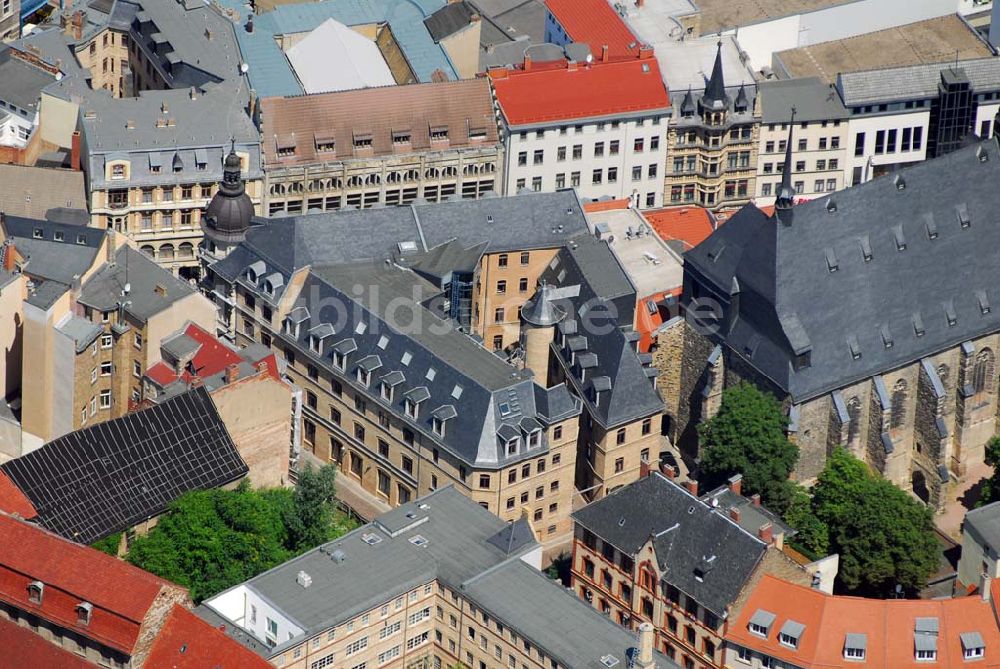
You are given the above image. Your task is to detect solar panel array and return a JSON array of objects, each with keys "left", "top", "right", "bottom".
[{"left": 2, "top": 387, "right": 248, "bottom": 544}]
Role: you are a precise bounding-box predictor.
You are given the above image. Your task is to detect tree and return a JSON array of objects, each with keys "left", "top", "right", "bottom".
[
  {"left": 975, "top": 436, "right": 1000, "bottom": 507},
  {"left": 126, "top": 475, "right": 357, "bottom": 603},
  {"left": 91, "top": 532, "right": 123, "bottom": 557},
  {"left": 781, "top": 482, "right": 828, "bottom": 560},
  {"left": 811, "top": 449, "right": 938, "bottom": 596},
  {"left": 697, "top": 382, "right": 799, "bottom": 514}
]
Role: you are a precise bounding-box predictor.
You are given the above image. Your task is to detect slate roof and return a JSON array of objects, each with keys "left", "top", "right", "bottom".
[
  {"left": 684, "top": 137, "right": 1000, "bottom": 403},
  {"left": 228, "top": 0, "right": 456, "bottom": 98},
  {"left": 0, "top": 164, "right": 87, "bottom": 220},
  {"left": 424, "top": 0, "right": 478, "bottom": 41},
  {"left": 1, "top": 387, "right": 247, "bottom": 543},
  {"left": 1, "top": 216, "right": 102, "bottom": 286},
  {"left": 572, "top": 472, "right": 767, "bottom": 617},
  {"left": 201, "top": 487, "right": 674, "bottom": 668},
  {"left": 759, "top": 76, "right": 848, "bottom": 123},
  {"left": 838, "top": 57, "right": 1000, "bottom": 107},
  {"left": 78, "top": 246, "right": 199, "bottom": 323},
  {"left": 0, "top": 47, "right": 58, "bottom": 114}
]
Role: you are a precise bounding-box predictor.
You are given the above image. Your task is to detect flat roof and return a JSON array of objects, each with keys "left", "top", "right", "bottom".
[
  {"left": 773, "top": 14, "right": 992, "bottom": 83},
  {"left": 587, "top": 207, "right": 683, "bottom": 299},
  {"left": 695, "top": 0, "right": 850, "bottom": 34}
]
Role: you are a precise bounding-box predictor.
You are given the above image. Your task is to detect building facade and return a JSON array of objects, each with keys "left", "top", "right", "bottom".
[
  {"left": 260, "top": 79, "right": 503, "bottom": 217},
  {"left": 665, "top": 44, "right": 760, "bottom": 211},
  {"left": 491, "top": 54, "right": 671, "bottom": 209}
]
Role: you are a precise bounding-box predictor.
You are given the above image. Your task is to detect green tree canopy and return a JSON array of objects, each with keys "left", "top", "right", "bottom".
[
  {"left": 697, "top": 382, "right": 799, "bottom": 514},
  {"left": 975, "top": 436, "right": 1000, "bottom": 508},
  {"left": 812, "top": 448, "right": 938, "bottom": 596},
  {"left": 126, "top": 466, "right": 356, "bottom": 603}
]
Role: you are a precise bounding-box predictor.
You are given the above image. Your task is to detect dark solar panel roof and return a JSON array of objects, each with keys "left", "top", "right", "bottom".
[{"left": 1, "top": 387, "right": 247, "bottom": 544}]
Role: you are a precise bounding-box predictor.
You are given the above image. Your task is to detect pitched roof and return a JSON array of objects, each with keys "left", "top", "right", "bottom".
[
  {"left": 0, "top": 471, "right": 36, "bottom": 520},
  {"left": 1, "top": 387, "right": 248, "bottom": 544},
  {"left": 78, "top": 246, "right": 199, "bottom": 323},
  {"left": 759, "top": 76, "right": 848, "bottom": 123},
  {"left": 963, "top": 501, "right": 1000, "bottom": 556},
  {"left": 0, "top": 165, "right": 86, "bottom": 220},
  {"left": 490, "top": 57, "right": 669, "bottom": 126},
  {"left": 684, "top": 137, "right": 1000, "bottom": 402},
  {"left": 572, "top": 473, "right": 767, "bottom": 616},
  {"left": 644, "top": 206, "right": 717, "bottom": 252},
  {"left": 544, "top": 0, "right": 640, "bottom": 59},
  {"left": 284, "top": 18, "right": 396, "bottom": 94},
  {"left": 260, "top": 78, "right": 498, "bottom": 167},
  {"left": 0, "top": 513, "right": 178, "bottom": 654},
  {"left": 0, "top": 615, "right": 96, "bottom": 669},
  {"left": 838, "top": 57, "right": 1000, "bottom": 107},
  {"left": 145, "top": 605, "right": 275, "bottom": 669},
  {"left": 1, "top": 216, "right": 102, "bottom": 287},
  {"left": 728, "top": 574, "right": 1000, "bottom": 668}
]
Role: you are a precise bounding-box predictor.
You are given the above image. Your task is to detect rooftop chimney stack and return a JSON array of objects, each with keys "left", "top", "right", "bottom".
[
  {"left": 523, "top": 54, "right": 532, "bottom": 71},
  {"left": 983, "top": 573, "right": 992, "bottom": 602},
  {"left": 751, "top": 493, "right": 761, "bottom": 507},
  {"left": 225, "top": 363, "right": 240, "bottom": 384},
  {"left": 729, "top": 507, "right": 741, "bottom": 524},
  {"left": 636, "top": 621, "right": 656, "bottom": 669},
  {"left": 683, "top": 480, "right": 698, "bottom": 497},
  {"left": 728, "top": 473, "right": 743, "bottom": 496},
  {"left": 601, "top": 44, "right": 609, "bottom": 63},
  {"left": 758, "top": 523, "right": 773, "bottom": 544}
]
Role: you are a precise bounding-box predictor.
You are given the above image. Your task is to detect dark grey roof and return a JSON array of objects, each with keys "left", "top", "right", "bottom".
[
  {"left": 759, "top": 77, "right": 848, "bottom": 123},
  {"left": 572, "top": 473, "right": 767, "bottom": 617},
  {"left": 161, "top": 332, "right": 201, "bottom": 361},
  {"left": 424, "top": 0, "right": 477, "bottom": 41},
  {"left": 2, "top": 216, "right": 102, "bottom": 286},
  {"left": 521, "top": 282, "right": 567, "bottom": 326},
  {"left": 78, "top": 246, "right": 199, "bottom": 323},
  {"left": 701, "top": 483, "right": 795, "bottom": 538},
  {"left": 56, "top": 315, "right": 103, "bottom": 353},
  {"left": 685, "top": 137, "right": 1000, "bottom": 402},
  {"left": 963, "top": 501, "right": 1000, "bottom": 554},
  {"left": 961, "top": 631, "right": 985, "bottom": 650},
  {"left": 201, "top": 487, "right": 674, "bottom": 668},
  {"left": 0, "top": 47, "right": 57, "bottom": 113},
  {"left": 837, "top": 57, "right": 1000, "bottom": 107},
  {"left": 701, "top": 41, "right": 729, "bottom": 111},
  {"left": 1, "top": 387, "right": 247, "bottom": 544}
]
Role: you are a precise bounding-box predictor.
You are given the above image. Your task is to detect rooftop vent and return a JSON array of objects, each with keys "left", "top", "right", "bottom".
[
  {"left": 977, "top": 146, "right": 989, "bottom": 162},
  {"left": 331, "top": 549, "right": 346, "bottom": 563},
  {"left": 409, "top": 535, "right": 429, "bottom": 547},
  {"left": 600, "top": 656, "right": 620, "bottom": 668},
  {"left": 894, "top": 175, "right": 905, "bottom": 190},
  {"left": 296, "top": 571, "right": 312, "bottom": 588},
  {"left": 361, "top": 532, "right": 382, "bottom": 545},
  {"left": 826, "top": 198, "right": 837, "bottom": 213}
]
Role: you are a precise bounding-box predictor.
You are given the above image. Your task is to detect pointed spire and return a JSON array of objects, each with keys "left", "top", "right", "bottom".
[
  {"left": 680, "top": 86, "right": 696, "bottom": 116},
  {"left": 735, "top": 82, "right": 749, "bottom": 112},
  {"left": 701, "top": 39, "right": 729, "bottom": 111},
  {"left": 775, "top": 108, "right": 797, "bottom": 214}
]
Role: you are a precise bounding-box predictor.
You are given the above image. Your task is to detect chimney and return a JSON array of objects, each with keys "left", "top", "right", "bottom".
[
  {"left": 567, "top": 60, "right": 578, "bottom": 72},
  {"left": 751, "top": 493, "right": 761, "bottom": 507},
  {"left": 106, "top": 228, "right": 117, "bottom": 264},
  {"left": 601, "top": 44, "right": 609, "bottom": 63},
  {"left": 729, "top": 507, "right": 741, "bottom": 524},
  {"left": 1, "top": 240, "right": 16, "bottom": 272},
  {"left": 758, "top": 523, "right": 773, "bottom": 544},
  {"left": 71, "top": 10, "right": 85, "bottom": 41},
  {"left": 225, "top": 363, "right": 240, "bottom": 384},
  {"left": 639, "top": 457, "right": 651, "bottom": 478},
  {"left": 636, "top": 0, "right": 645, "bottom": 7},
  {"left": 523, "top": 54, "right": 532, "bottom": 71},
  {"left": 190, "top": 376, "right": 204, "bottom": 389},
  {"left": 636, "top": 621, "right": 656, "bottom": 669},
  {"left": 71, "top": 130, "right": 81, "bottom": 170},
  {"left": 638, "top": 44, "right": 654, "bottom": 60},
  {"left": 983, "top": 573, "right": 992, "bottom": 602},
  {"left": 728, "top": 473, "right": 743, "bottom": 496},
  {"left": 662, "top": 464, "right": 676, "bottom": 479},
  {"left": 245, "top": 14, "right": 254, "bottom": 33},
  {"left": 683, "top": 480, "right": 698, "bottom": 496}
]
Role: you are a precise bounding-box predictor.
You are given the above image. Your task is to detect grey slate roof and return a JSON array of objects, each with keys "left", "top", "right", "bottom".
[
  {"left": 963, "top": 501, "right": 1000, "bottom": 555},
  {"left": 0, "top": 47, "right": 57, "bottom": 115},
  {"left": 701, "top": 482, "right": 795, "bottom": 539},
  {"left": 684, "top": 137, "right": 1000, "bottom": 403},
  {"left": 201, "top": 486, "right": 674, "bottom": 668},
  {"left": 424, "top": 0, "right": 477, "bottom": 41},
  {"left": 572, "top": 473, "right": 767, "bottom": 617},
  {"left": 838, "top": 57, "right": 1000, "bottom": 107},
  {"left": 759, "top": 76, "right": 848, "bottom": 123},
  {"left": 0, "top": 387, "right": 246, "bottom": 543},
  {"left": 2, "top": 216, "right": 102, "bottom": 286},
  {"left": 56, "top": 315, "right": 103, "bottom": 353},
  {"left": 78, "top": 245, "right": 199, "bottom": 323}
]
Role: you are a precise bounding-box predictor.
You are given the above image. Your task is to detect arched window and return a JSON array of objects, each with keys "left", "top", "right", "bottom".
[
  {"left": 178, "top": 242, "right": 194, "bottom": 258},
  {"left": 937, "top": 364, "right": 950, "bottom": 389},
  {"left": 847, "top": 396, "right": 861, "bottom": 443},
  {"left": 973, "top": 348, "right": 995, "bottom": 396},
  {"left": 890, "top": 379, "right": 908, "bottom": 429},
  {"left": 158, "top": 243, "right": 175, "bottom": 260},
  {"left": 140, "top": 245, "right": 155, "bottom": 257}
]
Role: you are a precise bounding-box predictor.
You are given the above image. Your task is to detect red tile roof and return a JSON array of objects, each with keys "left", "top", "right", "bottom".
[
  {"left": 635, "top": 288, "right": 680, "bottom": 352},
  {"left": 146, "top": 323, "right": 280, "bottom": 388},
  {"left": 144, "top": 605, "right": 274, "bottom": 669},
  {"left": 729, "top": 574, "right": 1000, "bottom": 668},
  {"left": 0, "top": 616, "right": 95, "bottom": 669},
  {"left": 0, "top": 470, "right": 36, "bottom": 519},
  {"left": 490, "top": 57, "right": 669, "bottom": 126},
  {"left": 544, "top": 0, "right": 641, "bottom": 60},
  {"left": 0, "top": 514, "right": 180, "bottom": 655},
  {"left": 644, "top": 206, "right": 717, "bottom": 251}
]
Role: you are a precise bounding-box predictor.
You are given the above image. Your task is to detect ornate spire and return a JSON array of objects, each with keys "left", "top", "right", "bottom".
[
  {"left": 700, "top": 40, "right": 729, "bottom": 111},
  {"left": 680, "top": 86, "right": 696, "bottom": 116},
  {"left": 734, "top": 82, "right": 750, "bottom": 112},
  {"left": 203, "top": 142, "right": 253, "bottom": 241},
  {"left": 775, "top": 108, "right": 797, "bottom": 214}
]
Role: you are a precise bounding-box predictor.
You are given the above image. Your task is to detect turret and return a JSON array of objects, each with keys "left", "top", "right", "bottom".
[
  {"left": 202, "top": 142, "right": 254, "bottom": 258},
  {"left": 519, "top": 282, "right": 565, "bottom": 387}
]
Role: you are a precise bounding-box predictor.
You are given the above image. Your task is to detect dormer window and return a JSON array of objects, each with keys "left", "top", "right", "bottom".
[
  {"left": 314, "top": 133, "right": 335, "bottom": 153},
  {"left": 353, "top": 132, "right": 373, "bottom": 149},
  {"left": 748, "top": 610, "right": 775, "bottom": 638},
  {"left": 275, "top": 135, "right": 296, "bottom": 157},
  {"left": 432, "top": 417, "right": 445, "bottom": 437},
  {"left": 392, "top": 129, "right": 411, "bottom": 145},
  {"left": 429, "top": 125, "right": 449, "bottom": 142},
  {"left": 405, "top": 399, "right": 417, "bottom": 419},
  {"left": 381, "top": 381, "right": 392, "bottom": 402},
  {"left": 915, "top": 617, "right": 938, "bottom": 662},
  {"left": 505, "top": 438, "right": 519, "bottom": 456},
  {"left": 76, "top": 602, "right": 93, "bottom": 626},
  {"left": 32, "top": 227, "right": 43, "bottom": 239},
  {"left": 27, "top": 581, "right": 43, "bottom": 604},
  {"left": 961, "top": 632, "right": 984, "bottom": 661},
  {"left": 528, "top": 430, "right": 540, "bottom": 448},
  {"left": 357, "top": 368, "right": 371, "bottom": 387},
  {"left": 844, "top": 633, "right": 866, "bottom": 660},
  {"left": 779, "top": 620, "right": 804, "bottom": 649},
  {"left": 111, "top": 164, "right": 126, "bottom": 180},
  {"left": 333, "top": 351, "right": 345, "bottom": 370}
]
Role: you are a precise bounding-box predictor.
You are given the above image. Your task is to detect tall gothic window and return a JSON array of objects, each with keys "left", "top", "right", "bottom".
[
  {"left": 973, "top": 349, "right": 995, "bottom": 397},
  {"left": 847, "top": 396, "right": 862, "bottom": 444},
  {"left": 890, "top": 380, "right": 908, "bottom": 429}
]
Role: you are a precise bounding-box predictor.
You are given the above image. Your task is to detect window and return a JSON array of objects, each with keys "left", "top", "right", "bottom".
[
  {"left": 594, "top": 142, "right": 604, "bottom": 157},
  {"left": 592, "top": 169, "right": 603, "bottom": 185},
  {"left": 345, "top": 637, "right": 369, "bottom": 656},
  {"left": 531, "top": 176, "right": 542, "bottom": 192},
  {"left": 27, "top": 581, "right": 43, "bottom": 604},
  {"left": 496, "top": 280, "right": 507, "bottom": 294},
  {"left": 913, "top": 126, "right": 923, "bottom": 150},
  {"left": 557, "top": 146, "right": 566, "bottom": 162},
  {"left": 517, "top": 151, "right": 527, "bottom": 167},
  {"left": 616, "top": 428, "right": 626, "bottom": 445},
  {"left": 100, "top": 361, "right": 112, "bottom": 376},
  {"left": 607, "top": 166, "right": 617, "bottom": 183},
  {"left": 609, "top": 140, "right": 620, "bottom": 155},
  {"left": 632, "top": 166, "right": 642, "bottom": 181},
  {"left": 573, "top": 145, "right": 583, "bottom": 160},
  {"left": 648, "top": 163, "right": 658, "bottom": 179},
  {"left": 99, "top": 390, "right": 111, "bottom": 409},
  {"left": 494, "top": 307, "right": 505, "bottom": 323},
  {"left": 874, "top": 130, "right": 885, "bottom": 154},
  {"left": 101, "top": 334, "right": 113, "bottom": 349},
  {"left": 634, "top": 138, "right": 644, "bottom": 152},
  {"left": 311, "top": 654, "right": 335, "bottom": 669},
  {"left": 571, "top": 172, "right": 580, "bottom": 187},
  {"left": 479, "top": 474, "right": 491, "bottom": 489},
  {"left": 854, "top": 132, "right": 865, "bottom": 157},
  {"left": 533, "top": 150, "right": 544, "bottom": 165},
  {"left": 614, "top": 458, "right": 624, "bottom": 473}
]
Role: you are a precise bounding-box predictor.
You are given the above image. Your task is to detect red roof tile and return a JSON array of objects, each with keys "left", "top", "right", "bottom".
[
  {"left": 644, "top": 206, "right": 716, "bottom": 251},
  {"left": 490, "top": 57, "right": 669, "bottom": 126},
  {"left": 144, "top": 605, "right": 274, "bottom": 669},
  {"left": 0, "top": 616, "right": 95, "bottom": 669},
  {"left": 729, "top": 574, "right": 1000, "bottom": 668},
  {"left": 0, "top": 471, "right": 36, "bottom": 519},
  {"left": 0, "top": 514, "right": 180, "bottom": 654},
  {"left": 635, "top": 288, "right": 680, "bottom": 352},
  {"left": 146, "top": 323, "right": 245, "bottom": 387},
  {"left": 544, "top": 0, "right": 640, "bottom": 59}
]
